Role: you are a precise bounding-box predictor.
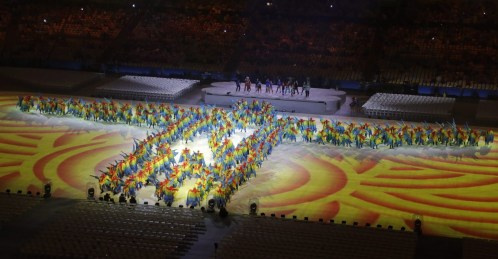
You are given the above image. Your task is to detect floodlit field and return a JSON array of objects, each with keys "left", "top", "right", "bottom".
[{"left": 2, "top": 92, "right": 498, "bottom": 240}]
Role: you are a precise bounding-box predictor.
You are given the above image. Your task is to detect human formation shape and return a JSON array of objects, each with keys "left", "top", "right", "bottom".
[{"left": 18, "top": 95, "right": 494, "bottom": 207}]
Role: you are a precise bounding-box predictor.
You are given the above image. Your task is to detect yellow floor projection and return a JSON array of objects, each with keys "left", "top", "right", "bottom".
[{"left": 1, "top": 92, "right": 498, "bottom": 240}]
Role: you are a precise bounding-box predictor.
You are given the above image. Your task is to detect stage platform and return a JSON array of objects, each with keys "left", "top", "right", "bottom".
[{"left": 202, "top": 82, "right": 346, "bottom": 114}]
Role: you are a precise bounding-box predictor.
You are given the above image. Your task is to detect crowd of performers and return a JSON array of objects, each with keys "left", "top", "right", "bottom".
[
  {"left": 17, "top": 95, "right": 495, "bottom": 208},
  {"left": 235, "top": 76, "right": 311, "bottom": 97}
]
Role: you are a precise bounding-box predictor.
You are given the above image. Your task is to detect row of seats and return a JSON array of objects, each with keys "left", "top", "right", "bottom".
[
  {"left": 462, "top": 237, "right": 498, "bottom": 259},
  {"left": 379, "top": 68, "right": 497, "bottom": 90},
  {"left": 0, "top": 192, "right": 42, "bottom": 226},
  {"left": 216, "top": 216, "right": 417, "bottom": 259},
  {"left": 21, "top": 200, "right": 206, "bottom": 258},
  {"left": 2, "top": 189, "right": 497, "bottom": 258}
]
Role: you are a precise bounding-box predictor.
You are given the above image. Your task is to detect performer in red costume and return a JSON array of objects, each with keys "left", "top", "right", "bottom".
[{"left": 244, "top": 76, "right": 251, "bottom": 92}]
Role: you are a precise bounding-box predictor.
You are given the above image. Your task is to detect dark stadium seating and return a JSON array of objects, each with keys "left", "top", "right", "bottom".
[
  {"left": 0, "top": 188, "right": 497, "bottom": 258},
  {"left": 21, "top": 200, "right": 206, "bottom": 258},
  {"left": 0, "top": 192, "right": 42, "bottom": 226},
  {"left": 216, "top": 216, "right": 417, "bottom": 259},
  {"left": 1, "top": 0, "right": 496, "bottom": 92}
]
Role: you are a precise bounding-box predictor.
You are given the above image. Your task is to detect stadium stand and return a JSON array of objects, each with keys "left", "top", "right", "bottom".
[
  {"left": 0, "top": 67, "right": 104, "bottom": 90},
  {"left": 0, "top": 4, "right": 11, "bottom": 45},
  {"left": 216, "top": 216, "right": 417, "bottom": 259},
  {"left": 0, "top": 192, "right": 42, "bottom": 227},
  {"left": 1, "top": 0, "right": 497, "bottom": 92},
  {"left": 21, "top": 200, "right": 206, "bottom": 258},
  {"left": 0, "top": 187, "right": 497, "bottom": 258},
  {"left": 462, "top": 238, "right": 498, "bottom": 259}
]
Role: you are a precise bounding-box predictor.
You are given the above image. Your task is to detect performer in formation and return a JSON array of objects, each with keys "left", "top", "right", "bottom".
[
  {"left": 265, "top": 78, "right": 273, "bottom": 94},
  {"left": 255, "top": 79, "right": 262, "bottom": 93},
  {"left": 303, "top": 77, "right": 311, "bottom": 97},
  {"left": 237, "top": 76, "right": 312, "bottom": 97},
  {"left": 235, "top": 78, "right": 241, "bottom": 92},
  {"left": 18, "top": 95, "right": 495, "bottom": 208},
  {"left": 244, "top": 76, "right": 251, "bottom": 92}
]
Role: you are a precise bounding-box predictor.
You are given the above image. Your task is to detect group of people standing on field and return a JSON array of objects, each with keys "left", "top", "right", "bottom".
[{"left": 235, "top": 76, "right": 311, "bottom": 97}]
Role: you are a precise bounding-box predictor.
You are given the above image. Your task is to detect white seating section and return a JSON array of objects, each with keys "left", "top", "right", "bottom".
[
  {"left": 97, "top": 75, "right": 200, "bottom": 101},
  {"left": 362, "top": 93, "right": 455, "bottom": 121}
]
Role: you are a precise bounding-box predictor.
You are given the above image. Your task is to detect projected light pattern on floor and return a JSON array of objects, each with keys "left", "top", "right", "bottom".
[
  {"left": 0, "top": 95, "right": 147, "bottom": 197},
  {"left": 1, "top": 92, "right": 498, "bottom": 240}
]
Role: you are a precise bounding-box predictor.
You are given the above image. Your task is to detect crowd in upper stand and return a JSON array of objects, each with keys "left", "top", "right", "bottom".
[
  {"left": 5, "top": 2, "right": 132, "bottom": 63},
  {"left": 379, "top": 25, "right": 497, "bottom": 88},
  {"left": 0, "top": 0, "right": 496, "bottom": 90},
  {"left": 406, "top": 0, "right": 498, "bottom": 25},
  {"left": 112, "top": 8, "right": 247, "bottom": 71},
  {"left": 0, "top": 4, "right": 11, "bottom": 44},
  {"left": 240, "top": 18, "right": 375, "bottom": 82}
]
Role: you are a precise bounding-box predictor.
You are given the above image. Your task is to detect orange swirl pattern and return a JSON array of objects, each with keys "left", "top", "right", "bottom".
[
  {"left": 2, "top": 92, "right": 498, "bottom": 240},
  {"left": 228, "top": 137, "right": 498, "bottom": 240},
  {"left": 0, "top": 93, "right": 145, "bottom": 198}
]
